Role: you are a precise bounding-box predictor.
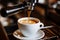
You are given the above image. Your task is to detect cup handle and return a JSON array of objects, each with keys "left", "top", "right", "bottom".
[{"left": 39, "top": 23, "right": 44, "bottom": 29}]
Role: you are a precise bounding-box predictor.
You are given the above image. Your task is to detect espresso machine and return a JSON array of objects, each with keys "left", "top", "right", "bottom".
[{"left": 1, "top": 0, "right": 37, "bottom": 17}]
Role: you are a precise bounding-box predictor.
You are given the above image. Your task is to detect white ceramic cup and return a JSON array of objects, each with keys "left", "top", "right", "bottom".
[{"left": 18, "top": 17, "right": 45, "bottom": 37}]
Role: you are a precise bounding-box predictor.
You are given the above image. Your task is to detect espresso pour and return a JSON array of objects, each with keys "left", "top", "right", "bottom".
[{"left": 27, "top": 0, "right": 37, "bottom": 23}]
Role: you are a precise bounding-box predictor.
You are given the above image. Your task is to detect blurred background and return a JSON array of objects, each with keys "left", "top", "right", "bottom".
[{"left": 0, "top": 0, "right": 60, "bottom": 40}]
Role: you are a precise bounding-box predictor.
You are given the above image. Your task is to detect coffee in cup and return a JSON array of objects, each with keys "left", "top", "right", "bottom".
[
  {"left": 18, "top": 17, "right": 44, "bottom": 37},
  {"left": 20, "top": 19, "right": 38, "bottom": 24}
]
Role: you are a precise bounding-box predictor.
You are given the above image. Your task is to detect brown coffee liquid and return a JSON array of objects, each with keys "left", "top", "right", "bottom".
[
  {"left": 27, "top": 6, "right": 32, "bottom": 23},
  {"left": 27, "top": 10, "right": 31, "bottom": 22},
  {"left": 20, "top": 20, "right": 37, "bottom": 24}
]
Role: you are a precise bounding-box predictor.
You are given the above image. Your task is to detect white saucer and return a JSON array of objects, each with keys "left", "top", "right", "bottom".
[{"left": 13, "top": 29, "right": 45, "bottom": 40}]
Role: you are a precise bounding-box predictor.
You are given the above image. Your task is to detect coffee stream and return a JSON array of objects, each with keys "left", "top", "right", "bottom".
[
  {"left": 20, "top": 6, "right": 37, "bottom": 24},
  {"left": 27, "top": 6, "right": 32, "bottom": 23},
  {"left": 27, "top": 10, "right": 31, "bottom": 23},
  {"left": 20, "top": 9, "right": 37, "bottom": 24}
]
